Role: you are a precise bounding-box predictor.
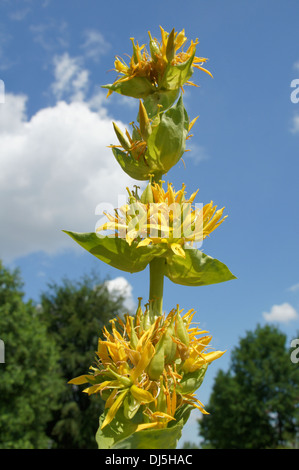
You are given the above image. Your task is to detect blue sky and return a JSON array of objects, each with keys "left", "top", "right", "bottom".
[{"left": 1, "top": 0, "right": 299, "bottom": 447}]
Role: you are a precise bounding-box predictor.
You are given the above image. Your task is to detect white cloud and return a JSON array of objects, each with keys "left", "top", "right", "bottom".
[
  {"left": 80, "top": 29, "right": 111, "bottom": 62},
  {"left": 9, "top": 7, "right": 31, "bottom": 22},
  {"left": 105, "top": 276, "right": 136, "bottom": 312},
  {"left": 263, "top": 302, "right": 299, "bottom": 323},
  {"left": 51, "top": 53, "right": 89, "bottom": 102},
  {"left": 184, "top": 143, "right": 209, "bottom": 166},
  {"left": 30, "top": 20, "right": 69, "bottom": 51},
  {"left": 291, "top": 114, "right": 299, "bottom": 133},
  {"left": 287, "top": 282, "right": 299, "bottom": 292},
  {"left": 0, "top": 92, "right": 135, "bottom": 262}
]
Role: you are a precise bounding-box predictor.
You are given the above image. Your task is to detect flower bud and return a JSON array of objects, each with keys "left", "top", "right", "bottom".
[
  {"left": 175, "top": 306, "right": 189, "bottom": 347},
  {"left": 140, "top": 179, "right": 154, "bottom": 204},
  {"left": 148, "top": 31, "right": 160, "bottom": 62},
  {"left": 142, "top": 303, "right": 151, "bottom": 331},
  {"left": 147, "top": 335, "right": 165, "bottom": 381},
  {"left": 166, "top": 28, "right": 175, "bottom": 62},
  {"left": 163, "top": 316, "right": 177, "bottom": 364},
  {"left": 138, "top": 100, "right": 152, "bottom": 141},
  {"left": 112, "top": 122, "right": 131, "bottom": 152}
]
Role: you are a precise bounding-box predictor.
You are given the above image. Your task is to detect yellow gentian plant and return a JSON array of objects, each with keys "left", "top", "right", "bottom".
[{"left": 65, "top": 27, "right": 236, "bottom": 449}]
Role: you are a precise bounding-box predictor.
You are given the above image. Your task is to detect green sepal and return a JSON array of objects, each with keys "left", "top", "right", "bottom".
[
  {"left": 145, "top": 95, "right": 188, "bottom": 174},
  {"left": 177, "top": 365, "right": 208, "bottom": 394},
  {"left": 110, "top": 95, "right": 188, "bottom": 181},
  {"left": 96, "top": 408, "right": 140, "bottom": 449},
  {"left": 63, "top": 231, "right": 168, "bottom": 273},
  {"left": 113, "top": 421, "right": 184, "bottom": 449},
  {"left": 160, "top": 52, "right": 195, "bottom": 91},
  {"left": 96, "top": 404, "right": 193, "bottom": 449},
  {"left": 102, "top": 76, "right": 154, "bottom": 99},
  {"left": 143, "top": 88, "right": 180, "bottom": 118},
  {"left": 111, "top": 146, "right": 150, "bottom": 181},
  {"left": 164, "top": 248, "right": 237, "bottom": 286}
]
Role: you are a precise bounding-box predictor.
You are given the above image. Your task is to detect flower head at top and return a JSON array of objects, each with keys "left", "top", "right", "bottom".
[{"left": 102, "top": 26, "right": 212, "bottom": 102}]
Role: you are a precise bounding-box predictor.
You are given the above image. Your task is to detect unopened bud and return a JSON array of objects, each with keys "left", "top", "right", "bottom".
[
  {"left": 175, "top": 306, "right": 189, "bottom": 347},
  {"left": 138, "top": 100, "right": 152, "bottom": 140},
  {"left": 113, "top": 122, "right": 131, "bottom": 151},
  {"left": 166, "top": 28, "right": 175, "bottom": 62},
  {"left": 147, "top": 335, "right": 165, "bottom": 381},
  {"left": 148, "top": 31, "right": 160, "bottom": 62}
]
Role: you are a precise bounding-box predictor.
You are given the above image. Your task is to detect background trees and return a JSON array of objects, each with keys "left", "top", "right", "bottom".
[
  {"left": 0, "top": 262, "right": 63, "bottom": 449},
  {"left": 0, "top": 262, "right": 126, "bottom": 449},
  {"left": 40, "top": 273, "right": 126, "bottom": 448},
  {"left": 198, "top": 324, "right": 299, "bottom": 449}
]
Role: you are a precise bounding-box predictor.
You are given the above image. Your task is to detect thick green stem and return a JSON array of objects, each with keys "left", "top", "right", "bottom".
[
  {"left": 152, "top": 172, "right": 163, "bottom": 185},
  {"left": 149, "top": 256, "right": 165, "bottom": 321},
  {"left": 148, "top": 172, "right": 165, "bottom": 321}
]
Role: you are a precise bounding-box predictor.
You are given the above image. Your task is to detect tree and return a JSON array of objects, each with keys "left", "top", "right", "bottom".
[
  {"left": 198, "top": 324, "right": 299, "bottom": 449},
  {"left": 40, "top": 272, "right": 127, "bottom": 449},
  {"left": 0, "top": 261, "right": 63, "bottom": 449}
]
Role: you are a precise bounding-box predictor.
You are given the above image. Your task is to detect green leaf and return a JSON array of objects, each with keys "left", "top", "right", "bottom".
[
  {"left": 164, "top": 248, "right": 237, "bottom": 286},
  {"left": 63, "top": 231, "right": 167, "bottom": 273},
  {"left": 96, "top": 403, "right": 193, "bottom": 450}
]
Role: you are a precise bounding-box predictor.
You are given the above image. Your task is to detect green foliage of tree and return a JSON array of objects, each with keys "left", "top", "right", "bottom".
[
  {"left": 40, "top": 272, "right": 126, "bottom": 448},
  {"left": 0, "top": 262, "right": 63, "bottom": 449},
  {"left": 198, "top": 324, "right": 299, "bottom": 449}
]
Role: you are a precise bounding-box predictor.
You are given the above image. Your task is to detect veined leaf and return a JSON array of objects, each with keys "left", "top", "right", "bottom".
[
  {"left": 63, "top": 231, "right": 167, "bottom": 273},
  {"left": 164, "top": 248, "right": 237, "bottom": 286}
]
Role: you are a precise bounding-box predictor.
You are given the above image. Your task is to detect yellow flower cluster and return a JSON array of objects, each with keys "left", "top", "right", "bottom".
[
  {"left": 107, "top": 26, "right": 212, "bottom": 96},
  {"left": 96, "top": 181, "right": 227, "bottom": 258},
  {"left": 69, "top": 302, "right": 225, "bottom": 431}
]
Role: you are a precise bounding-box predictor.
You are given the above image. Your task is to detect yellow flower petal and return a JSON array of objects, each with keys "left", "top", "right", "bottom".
[
  {"left": 170, "top": 243, "right": 186, "bottom": 258},
  {"left": 130, "top": 384, "right": 155, "bottom": 403},
  {"left": 101, "top": 390, "right": 129, "bottom": 429},
  {"left": 137, "top": 238, "right": 152, "bottom": 247},
  {"left": 130, "top": 341, "right": 155, "bottom": 383},
  {"left": 68, "top": 375, "right": 90, "bottom": 385}
]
